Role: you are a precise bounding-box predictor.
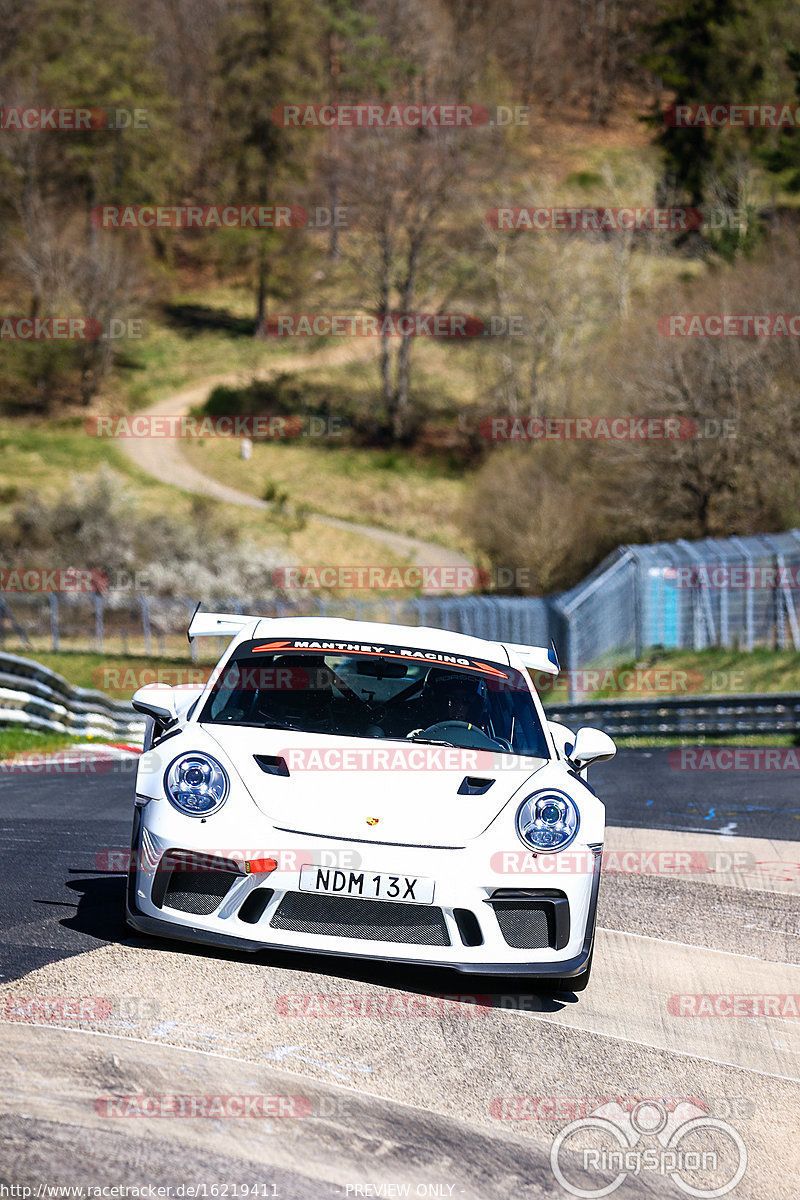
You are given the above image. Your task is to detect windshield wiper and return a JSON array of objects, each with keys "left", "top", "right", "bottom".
[
  {"left": 404, "top": 736, "right": 456, "bottom": 748},
  {"left": 212, "top": 718, "right": 297, "bottom": 730}
]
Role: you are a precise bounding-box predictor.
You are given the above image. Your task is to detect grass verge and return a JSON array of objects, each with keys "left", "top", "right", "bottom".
[{"left": 0, "top": 728, "right": 92, "bottom": 759}]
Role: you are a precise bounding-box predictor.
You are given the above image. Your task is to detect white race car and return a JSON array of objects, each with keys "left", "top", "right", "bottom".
[{"left": 127, "top": 613, "right": 616, "bottom": 991}]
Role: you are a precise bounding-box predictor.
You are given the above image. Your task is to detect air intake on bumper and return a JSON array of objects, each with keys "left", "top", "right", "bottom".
[{"left": 270, "top": 892, "right": 451, "bottom": 946}]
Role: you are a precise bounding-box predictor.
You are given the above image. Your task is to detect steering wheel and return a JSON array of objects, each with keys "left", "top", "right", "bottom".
[{"left": 409, "top": 720, "right": 507, "bottom": 751}]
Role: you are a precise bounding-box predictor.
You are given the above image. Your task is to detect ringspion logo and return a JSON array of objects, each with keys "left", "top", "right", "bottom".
[{"left": 550, "top": 1100, "right": 746, "bottom": 1197}]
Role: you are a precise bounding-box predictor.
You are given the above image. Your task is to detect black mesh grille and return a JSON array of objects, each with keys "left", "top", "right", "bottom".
[
  {"left": 163, "top": 870, "right": 238, "bottom": 916},
  {"left": 493, "top": 903, "right": 550, "bottom": 949},
  {"left": 271, "top": 892, "right": 450, "bottom": 946}
]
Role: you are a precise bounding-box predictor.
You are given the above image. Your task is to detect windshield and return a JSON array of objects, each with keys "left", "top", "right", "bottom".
[{"left": 199, "top": 639, "right": 550, "bottom": 759}]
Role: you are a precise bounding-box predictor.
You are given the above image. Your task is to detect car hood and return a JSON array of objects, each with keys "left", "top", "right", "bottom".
[{"left": 201, "top": 724, "right": 549, "bottom": 847}]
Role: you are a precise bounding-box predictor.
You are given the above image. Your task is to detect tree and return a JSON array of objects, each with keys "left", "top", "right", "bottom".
[
  {"left": 212, "top": 0, "right": 323, "bottom": 328},
  {"left": 0, "top": 0, "right": 171, "bottom": 406},
  {"left": 318, "top": 0, "right": 400, "bottom": 258},
  {"left": 643, "top": 0, "right": 800, "bottom": 222}
]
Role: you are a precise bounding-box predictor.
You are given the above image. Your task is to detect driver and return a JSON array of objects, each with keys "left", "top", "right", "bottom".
[
  {"left": 257, "top": 654, "right": 337, "bottom": 729},
  {"left": 416, "top": 669, "right": 489, "bottom": 731}
]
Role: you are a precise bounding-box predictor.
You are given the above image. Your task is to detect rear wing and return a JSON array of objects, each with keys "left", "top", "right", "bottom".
[
  {"left": 504, "top": 642, "right": 561, "bottom": 675},
  {"left": 188, "top": 609, "right": 258, "bottom": 641}
]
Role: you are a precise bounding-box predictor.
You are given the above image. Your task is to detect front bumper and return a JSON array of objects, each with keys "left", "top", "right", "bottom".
[{"left": 126, "top": 805, "right": 601, "bottom": 978}]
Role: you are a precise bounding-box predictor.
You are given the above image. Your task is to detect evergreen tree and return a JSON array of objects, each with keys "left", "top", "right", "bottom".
[{"left": 213, "top": 0, "right": 323, "bottom": 328}]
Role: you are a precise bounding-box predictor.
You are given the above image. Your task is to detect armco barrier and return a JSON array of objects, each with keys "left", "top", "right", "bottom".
[
  {"left": 546, "top": 693, "right": 800, "bottom": 739},
  {"left": 0, "top": 652, "right": 145, "bottom": 739},
  {"left": 1, "top": 644, "right": 794, "bottom": 742}
]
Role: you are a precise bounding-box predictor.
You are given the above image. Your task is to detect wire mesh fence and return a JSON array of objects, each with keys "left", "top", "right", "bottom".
[{"left": 2, "top": 530, "right": 799, "bottom": 701}]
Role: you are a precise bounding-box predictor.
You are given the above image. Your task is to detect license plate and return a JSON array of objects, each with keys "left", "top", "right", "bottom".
[{"left": 298, "top": 865, "right": 434, "bottom": 904}]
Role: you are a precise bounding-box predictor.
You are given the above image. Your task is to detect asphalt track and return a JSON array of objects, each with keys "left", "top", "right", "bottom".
[{"left": 1, "top": 749, "right": 799, "bottom": 1197}]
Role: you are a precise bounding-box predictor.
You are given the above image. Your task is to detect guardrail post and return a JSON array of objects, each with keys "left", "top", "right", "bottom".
[
  {"left": 49, "top": 594, "right": 59, "bottom": 652},
  {"left": 550, "top": 596, "right": 575, "bottom": 702},
  {"left": 775, "top": 555, "right": 785, "bottom": 649},
  {"left": 631, "top": 550, "right": 643, "bottom": 658},
  {"left": 94, "top": 594, "right": 104, "bottom": 654},
  {"left": 140, "top": 595, "right": 152, "bottom": 655}
]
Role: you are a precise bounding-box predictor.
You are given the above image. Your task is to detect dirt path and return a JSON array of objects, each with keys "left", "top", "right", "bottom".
[{"left": 119, "top": 346, "right": 472, "bottom": 573}]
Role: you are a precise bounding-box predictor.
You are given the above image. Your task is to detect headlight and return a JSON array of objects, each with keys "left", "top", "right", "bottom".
[
  {"left": 516, "top": 789, "right": 579, "bottom": 853},
  {"left": 164, "top": 753, "right": 229, "bottom": 816}
]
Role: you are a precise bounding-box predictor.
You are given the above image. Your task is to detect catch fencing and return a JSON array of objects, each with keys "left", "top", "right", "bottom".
[{"left": 1, "top": 529, "right": 799, "bottom": 702}]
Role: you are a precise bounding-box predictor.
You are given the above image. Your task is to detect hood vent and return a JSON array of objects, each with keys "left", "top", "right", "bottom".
[
  {"left": 254, "top": 754, "right": 290, "bottom": 777},
  {"left": 457, "top": 776, "right": 495, "bottom": 796}
]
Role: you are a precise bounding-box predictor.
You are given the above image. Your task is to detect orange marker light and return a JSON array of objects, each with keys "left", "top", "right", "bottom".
[{"left": 245, "top": 857, "right": 278, "bottom": 875}]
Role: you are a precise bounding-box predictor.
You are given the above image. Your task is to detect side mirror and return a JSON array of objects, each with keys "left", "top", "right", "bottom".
[
  {"left": 548, "top": 720, "right": 576, "bottom": 760},
  {"left": 131, "top": 684, "right": 177, "bottom": 728},
  {"left": 570, "top": 726, "right": 616, "bottom": 771}
]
